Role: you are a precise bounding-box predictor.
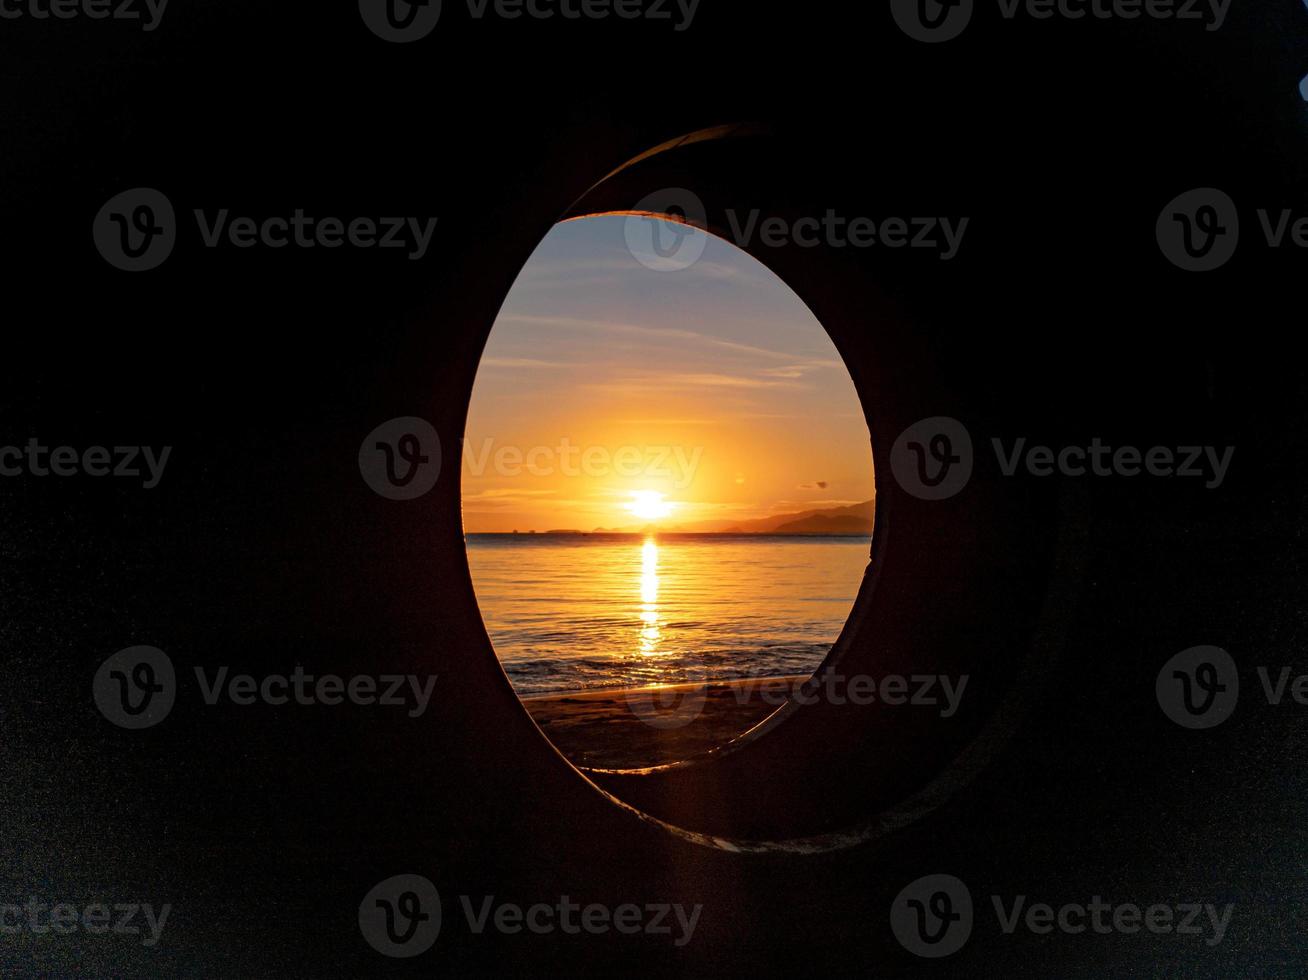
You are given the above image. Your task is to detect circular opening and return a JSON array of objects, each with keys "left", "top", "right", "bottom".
[{"left": 462, "top": 213, "right": 874, "bottom": 773}]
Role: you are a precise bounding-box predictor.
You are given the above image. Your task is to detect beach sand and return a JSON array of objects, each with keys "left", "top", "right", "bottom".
[{"left": 522, "top": 674, "right": 805, "bottom": 770}]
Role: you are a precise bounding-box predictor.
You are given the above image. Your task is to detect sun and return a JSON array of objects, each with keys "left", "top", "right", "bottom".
[{"left": 625, "top": 490, "right": 674, "bottom": 522}]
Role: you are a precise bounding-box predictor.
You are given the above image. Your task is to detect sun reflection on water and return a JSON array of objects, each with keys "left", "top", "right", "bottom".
[{"left": 638, "top": 537, "right": 661, "bottom": 658}]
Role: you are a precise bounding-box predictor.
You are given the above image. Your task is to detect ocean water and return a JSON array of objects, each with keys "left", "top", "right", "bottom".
[{"left": 465, "top": 534, "right": 871, "bottom": 696}]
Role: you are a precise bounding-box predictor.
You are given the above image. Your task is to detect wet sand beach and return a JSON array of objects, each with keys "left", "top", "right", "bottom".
[{"left": 522, "top": 674, "right": 806, "bottom": 770}]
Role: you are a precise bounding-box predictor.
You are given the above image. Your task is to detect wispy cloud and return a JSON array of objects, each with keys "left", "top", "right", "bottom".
[
  {"left": 655, "top": 372, "right": 803, "bottom": 389},
  {"left": 611, "top": 418, "right": 718, "bottom": 426},
  {"left": 514, "top": 255, "right": 769, "bottom": 289},
  {"left": 759, "top": 361, "right": 843, "bottom": 379},
  {"left": 462, "top": 488, "right": 557, "bottom": 499},
  {"left": 494, "top": 314, "right": 808, "bottom": 364},
  {"left": 479, "top": 357, "right": 569, "bottom": 369},
  {"left": 580, "top": 374, "right": 805, "bottom": 397}
]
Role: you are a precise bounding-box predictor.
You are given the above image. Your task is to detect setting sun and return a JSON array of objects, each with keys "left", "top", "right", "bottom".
[{"left": 626, "top": 490, "right": 674, "bottom": 521}]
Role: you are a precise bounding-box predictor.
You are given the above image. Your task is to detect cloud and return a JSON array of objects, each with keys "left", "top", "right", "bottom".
[
  {"left": 655, "top": 372, "right": 803, "bottom": 389},
  {"left": 462, "top": 489, "right": 557, "bottom": 500},
  {"left": 513, "top": 253, "right": 770, "bottom": 289},
  {"left": 493, "top": 314, "right": 810, "bottom": 363},
  {"left": 578, "top": 377, "right": 803, "bottom": 398},
  {"left": 798, "top": 481, "right": 830, "bottom": 490},
  {"left": 759, "top": 361, "right": 843, "bottom": 379},
  {"left": 479, "top": 357, "right": 569, "bottom": 369},
  {"left": 612, "top": 418, "right": 718, "bottom": 425}
]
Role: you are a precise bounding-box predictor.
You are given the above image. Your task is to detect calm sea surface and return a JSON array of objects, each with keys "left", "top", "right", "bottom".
[{"left": 465, "top": 534, "right": 870, "bottom": 696}]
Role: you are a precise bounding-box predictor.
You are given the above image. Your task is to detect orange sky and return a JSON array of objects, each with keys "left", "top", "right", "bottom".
[{"left": 461, "top": 215, "right": 874, "bottom": 533}]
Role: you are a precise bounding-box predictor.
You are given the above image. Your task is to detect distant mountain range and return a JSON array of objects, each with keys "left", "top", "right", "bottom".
[
  {"left": 712, "top": 498, "right": 874, "bottom": 535},
  {"left": 585, "top": 498, "right": 874, "bottom": 536}
]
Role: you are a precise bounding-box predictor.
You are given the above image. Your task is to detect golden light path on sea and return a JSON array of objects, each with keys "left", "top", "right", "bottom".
[{"left": 639, "top": 537, "right": 661, "bottom": 658}]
